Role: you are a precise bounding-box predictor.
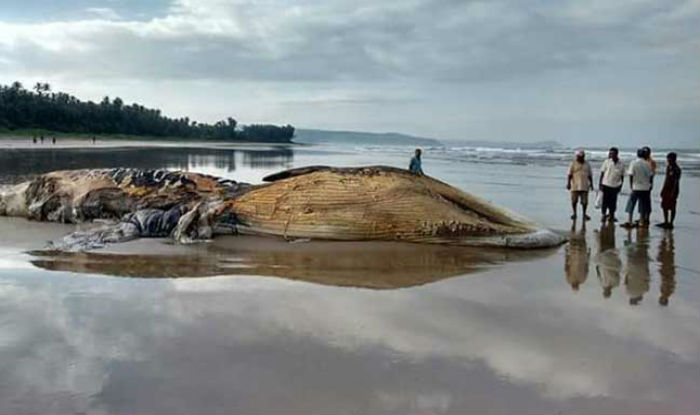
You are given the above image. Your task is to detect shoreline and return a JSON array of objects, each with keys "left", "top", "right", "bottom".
[{"left": 0, "top": 135, "right": 300, "bottom": 150}]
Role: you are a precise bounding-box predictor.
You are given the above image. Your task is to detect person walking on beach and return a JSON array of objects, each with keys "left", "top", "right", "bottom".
[
  {"left": 92, "top": 135, "right": 96, "bottom": 145},
  {"left": 409, "top": 148, "right": 424, "bottom": 176},
  {"left": 598, "top": 147, "right": 624, "bottom": 223},
  {"left": 658, "top": 152, "right": 682, "bottom": 229},
  {"left": 52, "top": 136, "right": 56, "bottom": 145},
  {"left": 40, "top": 134, "right": 44, "bottom": 144},
  {"left": 32, "top": 136, "right": 37, "bottom": 144},
  {"left": 566, "top": 150, "right": 593, "bottom": 220},
  {"left": 622, "top": 148, "right": 653, "bottom": 228}
]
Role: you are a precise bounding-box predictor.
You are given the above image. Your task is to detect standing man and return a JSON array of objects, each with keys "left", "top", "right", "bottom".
[
  {"left": 658, "top": 152, "right": 682, "bottom": 229},
  {"left": 622, "top": 148, "right": 653, "bottom": 228},
  {"left": 643, "top": 146, "right": 657, "bottom": 176},
  {"left": 566, "top": 149, "right": 594, "bottom": 221},
  {"left": 598, "top": 147, "right": 625, "bottom": 223},
  {"left": 409, "top": 148, "right": 424, "bottom": 176}
]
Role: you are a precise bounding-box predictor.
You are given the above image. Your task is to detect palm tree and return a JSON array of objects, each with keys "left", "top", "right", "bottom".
[
  {"left": 11, "top": 81, "right": 23, "bottom": 90},
  {"left": 33, "top": 82, "right": 51, "bottom": 95}
]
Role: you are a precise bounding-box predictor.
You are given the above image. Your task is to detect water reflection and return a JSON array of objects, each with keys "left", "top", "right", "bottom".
[
  {"left": 594, "top": 224, "right": 621, "bottom": 299},
  {"left": 624, "top": 227, "right": 651, "bottom": 306},
  {"left": 565, "top": 224, "right": 681, "bottom": 308},
  {"left": 3, "top": 239, "right": 698, "bottom": 415},
  {"left": 242, "top": 150, "right": 293, "bottom": 168},
  {"left": 0, "top": 146, "right": 293, "bottom": 184},
  {"left": 658, "top": 231, "right": 676, "bottom": 306},
  {"left": 564, "top": 223, "right": 589, "bottom": 291},
  {"left": 29, "top": 237, "right": 558, "bottom": 289}
]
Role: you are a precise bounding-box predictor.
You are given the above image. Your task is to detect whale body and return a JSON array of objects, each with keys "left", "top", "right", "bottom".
[{"left": 0, "top": 166, "right": 566, "bottom": 250}]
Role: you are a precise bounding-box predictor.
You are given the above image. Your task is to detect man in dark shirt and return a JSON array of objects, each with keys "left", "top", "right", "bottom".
[{"left": 658, "top": 152, "right": 682, "bottom": 229}]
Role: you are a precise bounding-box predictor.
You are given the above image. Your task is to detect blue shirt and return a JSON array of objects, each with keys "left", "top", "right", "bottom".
[{"left": 409, "top": 156, "right": 424, "bottom": 175}]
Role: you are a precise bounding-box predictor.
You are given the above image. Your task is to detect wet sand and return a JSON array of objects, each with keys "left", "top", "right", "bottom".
[
  {"left": 1, "top": 143, "right": 698, "bottom": 414},
  {"left": 0, "top": 217, "right": 556, "bottom": 288}
]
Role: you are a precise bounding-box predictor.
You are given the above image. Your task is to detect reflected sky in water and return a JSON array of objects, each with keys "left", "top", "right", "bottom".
[
  {"left": 0, "top": 145, "right": 295, "bottom": 185},
  {"left": 0, "top": 144, "right": 699, "bottom": 414}
]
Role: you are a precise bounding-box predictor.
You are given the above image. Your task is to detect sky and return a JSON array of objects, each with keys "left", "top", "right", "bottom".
[{"left": 0, "top": 0, "right": 698, "bottom": 147}]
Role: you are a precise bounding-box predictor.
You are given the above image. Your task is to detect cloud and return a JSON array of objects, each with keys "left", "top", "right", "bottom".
[
  {"left": 0, "top": 0, "right": 697, "bottom": 143},
  {"left": 0, "top": 0, "right": 696, "bottom": 83}
]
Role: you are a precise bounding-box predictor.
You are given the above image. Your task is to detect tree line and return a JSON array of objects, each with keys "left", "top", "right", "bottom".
[{"left": 0, "top": 81, "right": 294, "bottom": 143}]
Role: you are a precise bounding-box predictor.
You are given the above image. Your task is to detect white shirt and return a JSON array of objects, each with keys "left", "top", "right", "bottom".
[
  {"left": 600, "top": 158, "right": 625, "bottom": 188},
  {"left": 627, "top": 159, "right": 652, "bottom": 191}
]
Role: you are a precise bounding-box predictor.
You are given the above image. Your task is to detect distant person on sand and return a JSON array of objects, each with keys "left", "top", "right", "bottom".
[
  {"left": 622, "top": 148, "right": 653, "bottom": 228},
  {"left": 658, "top": 152, "right": 682, "bottom": 229},
  {"left": 566, "top": 149, "right": 593, "bottom": 220},
  {"left": 409, "top": 148, "right": 424, "bottom": 175},
  {"left": 32, "top": 136, "right": 37, "bottom": 144},
  {"left": 40, "top": 135, "right": 44, "bottom": 144},
  {"left": 52, "top": 136, "right": 56, "bottom": 145},
  {"left": 598, "top": 147, "right": 624, "bottom": 223},
  {"left": 92, "top": 136, "right": 96, "bottom": 144}
]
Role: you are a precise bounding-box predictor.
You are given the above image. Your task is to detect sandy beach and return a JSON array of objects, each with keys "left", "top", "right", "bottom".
[{"left": 1, "top": 142, "right": 698, "bottom": 414}]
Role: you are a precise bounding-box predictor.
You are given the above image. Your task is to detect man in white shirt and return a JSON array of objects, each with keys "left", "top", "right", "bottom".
[
  {"left": 566, "top": 150, "right": 594, "bottom": 221},
  {"left": 622, "top": 148, "right": 653, "bottom": 228},
  {"left": 598, "top": 147, "right": 625, "bottom": 223}
]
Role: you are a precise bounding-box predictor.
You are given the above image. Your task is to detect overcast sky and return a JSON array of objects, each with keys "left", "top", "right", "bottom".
[{"left": 1, "top": 0, "right": 698, "bottom": 146}]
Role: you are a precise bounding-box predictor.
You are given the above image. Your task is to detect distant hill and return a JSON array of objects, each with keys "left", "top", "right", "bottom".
[{"left": 294, "top": 129, "right": 442, "bottom": 146}]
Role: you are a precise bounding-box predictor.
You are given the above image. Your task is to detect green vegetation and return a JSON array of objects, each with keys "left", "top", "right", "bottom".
[{"left": 0, "top": 81, "right": 294, "bottom": 143}]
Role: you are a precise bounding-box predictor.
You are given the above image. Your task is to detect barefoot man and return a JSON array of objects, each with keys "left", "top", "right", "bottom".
[
  {"left": 658, "top": 152, "right": 682, "bottom": 229},
  {"left": 622, "top": 148, "right": 653, "bottom": 228},
  {"left": 599, "top": 147, "right": 625, "bottom": 223},
  {"left": 566, "top": 150, "right": 594, "bottom": 221}
]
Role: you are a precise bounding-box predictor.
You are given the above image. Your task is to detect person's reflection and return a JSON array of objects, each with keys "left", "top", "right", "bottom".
[
  {"left": 565, "top": 222, "right": 589, "bottom": 292},
  {"left": 594, "top": 223, "right": 621, "bottom": 299},
  {"left": 624, "top": 227, "right": 650, "bottom": 306},
  {"left": 657, "top": 231, "right": 676, "bottom": 306}
]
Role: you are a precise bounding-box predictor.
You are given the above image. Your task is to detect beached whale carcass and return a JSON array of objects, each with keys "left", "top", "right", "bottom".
[{"left": 0, "top": 166, "right": 566, "bottom": 250}]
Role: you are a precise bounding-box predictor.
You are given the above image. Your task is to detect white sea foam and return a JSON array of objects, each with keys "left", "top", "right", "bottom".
[{"left": 347, "top": 143, "right": 700, "bottom": 174}]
